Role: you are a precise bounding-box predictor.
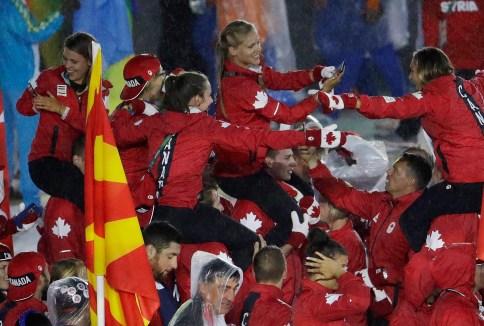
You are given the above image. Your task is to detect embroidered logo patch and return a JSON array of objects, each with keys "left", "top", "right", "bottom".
[{"left": 57, "top": 85, "right": 67, "bottom": 97}]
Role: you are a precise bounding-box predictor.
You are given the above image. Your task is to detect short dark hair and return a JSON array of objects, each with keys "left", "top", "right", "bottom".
[
  {"left": 163, "top": 71, "right": 209, "bottom": 113},
  {"left": 142, "top": 221, "right": 181, "bottom": 253},
  {"left": 198, "top": 258, "right": 240, "bottom": 286},
  {"left": 253, "top": 246, "right": 286, "bottom": 284},
  {"left": 412, "top": 47, "right": 454, "bottom": 86},
  {"left": 64, "top": 32, "right": 96, "bottom": 62},
  {"left": 397, "top": 153, "right": 432, "bottom": 190},
  {"left": 306, "top": 228, "right": 347, "bottom": 264}
]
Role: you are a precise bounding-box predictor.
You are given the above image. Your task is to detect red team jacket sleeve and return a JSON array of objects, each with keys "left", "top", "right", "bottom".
[
  {"left": 228, "top": 76, "right": 321, "bottom": 125},
  {"left": 17, "top": 87, "right": 38, "bottom": 116},
  {"left": 205, "top": 118, "right": 308, "bottom": 152},
  {"left": 310, "top": 162, "right": 384, "bottom": 221},
  {"left": 358, "top": 92, "right": 434, "bottom": 120},
  {"left": 262, "top": 65, "right": 313, "bottom": 91},
  {"left": 304, "top": 273, "right": 370, "bottom": 321}
]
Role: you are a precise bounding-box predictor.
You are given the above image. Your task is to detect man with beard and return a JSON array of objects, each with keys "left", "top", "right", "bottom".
[
  {"left": 0, "top": 252, "right": 50, "bottom": 326},
  {"left": 143, "top": 221, "right": 182, "bottom": 326}
]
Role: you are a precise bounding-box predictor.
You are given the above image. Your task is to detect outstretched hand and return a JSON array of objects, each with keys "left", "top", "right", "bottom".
[
  {"left": 253, "top": 234, "right": 267, "bottom": 260},
  {"left": 320, "top": 68, "right": 345, "bottom": 93}
]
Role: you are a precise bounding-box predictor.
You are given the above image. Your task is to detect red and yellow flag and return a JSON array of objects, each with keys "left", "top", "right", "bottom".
[
  {"left": 0, "top": 91, "right": 13, "bottom": 251},
  {"left": 85, "top": 42, "right": 159, "bottom": 325}
]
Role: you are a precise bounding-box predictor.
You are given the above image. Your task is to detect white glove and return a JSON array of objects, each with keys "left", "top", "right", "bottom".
[
  {"left": 320, "top": 124, "right": 346, "bottom": 148},
  {"left": 290, "top": 210, "right": 309, "bottom": 237},
  {"left": 321, "top": 66, "right": 336, "bottom": 79}
]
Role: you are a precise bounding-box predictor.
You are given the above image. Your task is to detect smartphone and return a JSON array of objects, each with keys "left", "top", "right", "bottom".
[
  {"left": 28, "top": 82, "right": 38, "bottom": 97},
  {"left": 336, "top": 60, "right": 346, "bottom": 74}
]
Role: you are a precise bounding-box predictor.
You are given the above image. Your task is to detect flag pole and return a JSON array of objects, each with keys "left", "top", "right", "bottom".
[{"left": 97, "top": 275, "right": 105, "bottom": 326}]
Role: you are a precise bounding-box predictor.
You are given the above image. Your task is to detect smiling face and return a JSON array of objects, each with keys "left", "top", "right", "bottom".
[
  {"left": 228, "top": 30, "right": 262, "bottom": 68},
  {"left": 201, "top": 276, "right": 239, "bottom": 315},
  {"left": 147, "top": 242, "right": 181, "bottom": 283},
  {"left": 265, "top": 149, "right": 297, "bottom": 181},
  {"left": 62, "top": 47, "right": 91, "bottom": 85}
]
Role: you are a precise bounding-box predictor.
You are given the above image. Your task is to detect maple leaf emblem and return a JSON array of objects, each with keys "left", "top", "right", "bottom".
[
  {"left": 220, "top": 121, "right": 231, "bottom": 128},
  {"left": 240, "top": 212, "right": 262, "bottom": 233},
  {"left": 253, "top": 91, "right": 268, "bottom": 109},
  {"left": 52, "top": 217, "right": 71, "bottom": 239},
  {"left": 325, "top": 293, "right": 342, "bottom": 305},
  {"left": 217, "top": 251, "right": 233, "bottom": 264},
  {"left": 425, "top": 230, "right": 445, "bottom": 251},
  {"left": 325, "top": 132, "right": 337, "bottom": 145}
]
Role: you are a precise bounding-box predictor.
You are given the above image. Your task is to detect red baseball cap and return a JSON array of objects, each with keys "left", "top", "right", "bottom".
[
  {"left": 0, "top": 243, "right": 12, "bottom": 261},
  {"left": 120, "top": 54, "right": 162, "bottom": 101},
  {"left": 7, "top": 252, "right": 47, "bottom": 301}
]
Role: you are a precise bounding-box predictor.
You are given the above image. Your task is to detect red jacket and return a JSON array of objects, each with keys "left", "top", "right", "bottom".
[
  {"left": 17, "top": 66, "right": 111, "bottom": 162},
  {"left": 37, "top": 197, "right": 85, "bottom": 265},
  {"left": 423, "top": 0, "right": 484, "bottom": 70},
  {"left": 0, "top": 298, "right": 47, "bottom": 326},
  {"left": 430, "top": 244, "right": 482, "bottom": 325},
  {"left": 113, "top": 111, "right": 313, "bottom": 209},
  {"left": 240, "top": 283, "right": 291, "bottom": 326},
  {"left": 403, "top": 213, "right": 478, "bottom": 310},
  {"left": 214, "top": 60, "right": 320, "bottom": 177},
  {"left": 328, "top": 221, "right": 366, "bottom": 274},
  {"left": 292, "top": 275, "right": 370, "bottom": 326},
  {"left": 358, "top": 72, "right": 484, "bottom": 183},
  {"left": 430, "top": 292, "right": 483, "bottom": 325},
  {"left": 310, "top": 162, "right": 420, "bottom": 317},
  {"left": 110, "top": 105, "right": 151, "bottom": 190}
]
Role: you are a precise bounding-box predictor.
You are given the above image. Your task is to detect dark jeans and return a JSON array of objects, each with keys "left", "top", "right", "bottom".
[
  {"left": 400, "top": 181, "right": 483, "bottom": 252},
  {"left": 217, "top": 171, "right": 313, "bottom": 247},
  {"left": 29, "top": 157, "right": 84, "bottom": 212},
  {"left": 152, "top": 203, "right": 259, "bottom": 271}
]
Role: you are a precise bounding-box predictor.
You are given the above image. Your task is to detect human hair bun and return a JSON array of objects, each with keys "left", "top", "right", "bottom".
[{"left": 308, "top": 227, "right": 330, "bottom": 247}]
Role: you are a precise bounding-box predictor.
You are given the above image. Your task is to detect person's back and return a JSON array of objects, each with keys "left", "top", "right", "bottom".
[
  {"left": 38, "top": 197, "right": 85, "bottom": 264},
  {"left": 240, "top": 246, "right": 291, "bottom": 326}
]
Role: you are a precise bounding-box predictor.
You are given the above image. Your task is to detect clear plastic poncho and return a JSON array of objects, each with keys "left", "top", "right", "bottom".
[
  {"left": 169, "top": 251, "right": 243, "bottom": 326},
  {"left": 47, "top": 276, "right": 90, "bottom": 326}
]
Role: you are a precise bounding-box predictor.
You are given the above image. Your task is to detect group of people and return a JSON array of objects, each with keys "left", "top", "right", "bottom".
[{"left": 1, "top": 14, "right": 483, "bottom": 326}]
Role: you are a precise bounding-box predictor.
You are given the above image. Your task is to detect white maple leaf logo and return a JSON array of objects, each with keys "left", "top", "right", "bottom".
[
  {"left": 412, "top": 91, "right": 423, "bottom": 100},
  {"left": 240, "top": 212, "right": 262, "bottom": 233},
  {"left": 425, "top": 230, "right": 445, "bottom": 251},
  {"left": 52, "top": 217, "right": 71, "bottom": 239},
  {"left": 220, "top": 121, "right": 231, "bottom": 128},
  {"left": 217, "top": 251, "right": 233, "bottom": 264},
  {"left": 325, "top": 293, "right": 342, "bottom": 305},
  {"left": 253, "top": 91, "right": 268, "bottom": 109}
]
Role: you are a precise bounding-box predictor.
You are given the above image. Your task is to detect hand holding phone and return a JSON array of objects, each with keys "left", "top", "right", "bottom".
[
  {"left": 28, "top": 82, "right": 38, "bottom": 97},
  {"left": 336, "top": 60, "right": 346, "bottom": 74}
]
